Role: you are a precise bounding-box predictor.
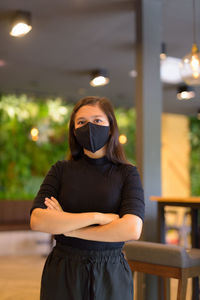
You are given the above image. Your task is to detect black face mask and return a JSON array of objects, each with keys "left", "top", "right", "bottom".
[{"left": 74, "top": 122, "right": 110, "bottom": 153}]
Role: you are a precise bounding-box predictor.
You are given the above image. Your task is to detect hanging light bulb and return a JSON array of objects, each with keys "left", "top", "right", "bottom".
[
  {"left": 180, "top": 0, "right": 200, "bottom": 85},
  {"left": 180, "top": 44, "right": 200, "bottom": 85},
  {"left": 160, "top": 42, "right": 167, "bottom": 60},
  {"left": 10, "top": 11, "right": 32, "bottom": 37}
]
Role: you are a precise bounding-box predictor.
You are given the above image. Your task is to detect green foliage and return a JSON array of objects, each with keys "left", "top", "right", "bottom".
[
  {"left": 189, "top": 116, "right": 200, "bottom": 196},
  {"left": 0, "top": 94, "right": 136, "bottom": 200},
  {"left": 115, "top": 107, "right": 136, "bottom": 165},
  {"left": 0, "top": 94, "right": 73, "bottom": 200}
]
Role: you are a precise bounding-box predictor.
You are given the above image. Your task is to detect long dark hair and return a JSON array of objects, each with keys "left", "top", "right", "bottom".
[{"left": 67, "top": 96, "right": 132, "bottom": 165}]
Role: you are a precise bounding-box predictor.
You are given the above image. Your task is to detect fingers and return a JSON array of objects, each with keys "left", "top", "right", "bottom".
[
  {"left": 51, "top": 196, "right": 58, "bottom": 203},
  {"left": 44, "top": 196, "right": 63, "bottom": 211},
  {"left": 51, "top": 197, "right": 63, "bottom": 211},
  {"left": 45, "top": 197, "right": 58, "bottom": 209},
  {"left": 44, "top": 197, "right": 55, "bottom": 209}
]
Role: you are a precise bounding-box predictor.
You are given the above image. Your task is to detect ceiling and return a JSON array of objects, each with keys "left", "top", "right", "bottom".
[{"left": 0, "top": 0, "right": 200, "bottom": 116}]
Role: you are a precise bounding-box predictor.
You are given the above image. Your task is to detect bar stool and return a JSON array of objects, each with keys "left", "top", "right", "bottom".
[{"left": 123, "top": 241, "right": 200, "bottom": 300}]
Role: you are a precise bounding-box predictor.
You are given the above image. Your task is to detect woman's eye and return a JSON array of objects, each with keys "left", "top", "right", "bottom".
[
  {"left": 77, "top": 120, "right": 85, "bottom": 125},
  {"left": 77, "top": 119, "right": 102, "bottom": 125},
  {"left": 94, "top": 119, "right": 102, "bottom": 123}
]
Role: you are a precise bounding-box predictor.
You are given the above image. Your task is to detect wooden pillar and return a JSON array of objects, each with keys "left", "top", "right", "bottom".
[{"left": 135, "top": 0, "right": 162, "bottom": 299}]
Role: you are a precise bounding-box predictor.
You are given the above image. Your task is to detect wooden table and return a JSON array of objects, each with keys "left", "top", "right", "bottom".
[{"left": 150, "top": 196, "right": 200, "bottom": 300}]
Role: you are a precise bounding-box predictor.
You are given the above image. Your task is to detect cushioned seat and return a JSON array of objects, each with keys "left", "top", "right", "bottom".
[{"left": 123, "top": 241, "right": 200, "bottom": 300}]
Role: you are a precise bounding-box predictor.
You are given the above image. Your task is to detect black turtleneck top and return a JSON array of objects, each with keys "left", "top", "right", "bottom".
[{"left": 30, "top": 154, "right": 145, "bottom": 250}]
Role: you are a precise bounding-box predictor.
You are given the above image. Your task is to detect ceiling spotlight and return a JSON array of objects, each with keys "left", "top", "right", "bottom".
[
  {"left": 10, "top": 10, "right": 32, "bottom": 37},
  {"left": 89, "top": 69, "right": 110, "bottom": 87},
  {"left": 177, "top": 84, "right": 195, "bottom": 100}
]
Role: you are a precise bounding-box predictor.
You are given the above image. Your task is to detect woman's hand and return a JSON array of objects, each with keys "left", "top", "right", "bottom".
[
  {"left": 97, "top": 213, "right": 119, "bottom": 225},
  {"left": 44, "top": 196, "right": 63, "bottom": 212}
]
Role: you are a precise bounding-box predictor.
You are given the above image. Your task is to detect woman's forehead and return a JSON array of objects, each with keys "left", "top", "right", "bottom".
[{"left": 75, "top": 105, "right": 107, "bottom": 119}]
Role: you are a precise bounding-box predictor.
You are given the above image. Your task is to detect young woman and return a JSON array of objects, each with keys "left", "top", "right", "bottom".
[{"left": 30, "top": 96, "right": 145, "bottom": 300}]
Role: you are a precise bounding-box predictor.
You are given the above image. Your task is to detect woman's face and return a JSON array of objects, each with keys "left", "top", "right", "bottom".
[{"left": 74, "top": 104, "right": 110, "bottom": 129}]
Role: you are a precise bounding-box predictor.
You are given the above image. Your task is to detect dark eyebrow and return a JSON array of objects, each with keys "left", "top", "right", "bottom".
[{"left": 76, "top": 115, "right": 105, "bottom": 121}]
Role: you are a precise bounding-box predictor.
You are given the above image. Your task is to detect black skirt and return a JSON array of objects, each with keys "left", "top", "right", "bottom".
[{"left": 40, "top": 243, "right": 133, "bottom": 300}]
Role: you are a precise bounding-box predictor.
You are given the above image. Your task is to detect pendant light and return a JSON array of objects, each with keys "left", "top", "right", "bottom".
[
  {"left": 160, "top": 42, "right": 167, "bottom": 60},
  {"left": 180, "top": 0, "right": 200, "bottom": 85},
  {"left": 10, "top": 10, "right": 32, "bottom": 37}
]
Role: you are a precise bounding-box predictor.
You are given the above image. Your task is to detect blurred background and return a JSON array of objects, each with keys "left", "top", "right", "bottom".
[{"left": 0, "top": 0, "right": 200, "bottom": 299}]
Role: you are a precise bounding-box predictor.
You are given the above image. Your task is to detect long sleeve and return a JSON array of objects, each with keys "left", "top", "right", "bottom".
[
  {"left": 30, "top": 160, "right": 63, "bottom": 215},
  {"left": 119, "top": 165, "right": 145, "bottom": 221}
]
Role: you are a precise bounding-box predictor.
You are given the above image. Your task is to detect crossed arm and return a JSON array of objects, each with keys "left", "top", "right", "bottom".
[{"left": 30, "top": 197, "right": 143, "bottom": 242}]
